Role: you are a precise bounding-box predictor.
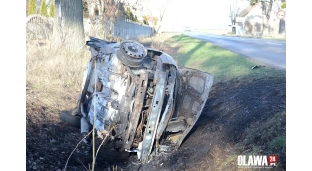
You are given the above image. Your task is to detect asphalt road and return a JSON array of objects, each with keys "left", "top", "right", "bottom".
[{"left": 184, "top": 32, "right": 286, "bottom": 70}]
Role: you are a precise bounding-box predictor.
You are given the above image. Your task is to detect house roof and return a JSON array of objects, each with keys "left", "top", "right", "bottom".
[{"left": 237, "top": 4, "right": 257, "bottom": 17}]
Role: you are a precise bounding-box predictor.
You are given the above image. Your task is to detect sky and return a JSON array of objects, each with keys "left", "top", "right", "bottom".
[{"left": 156, "top": 0, "right": 250, "bottom": 31}]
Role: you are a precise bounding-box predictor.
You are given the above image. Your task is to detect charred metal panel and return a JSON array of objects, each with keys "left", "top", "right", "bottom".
[
  {"left": 140, "top": 71, "right": 167, "bottom": 162},
  {"left": 165, "top": 120, "right": 187, "bottom": 132},
  {"left": 160, "top": 52, "right": 177, "bottom": 66},
  {"left": 170, "top": 66, "right": 213, "bottom": 147},
  {"left": 116, "top": 95, "right": 131, "bottom": 135},
  {"left": 155, "top": 66, "right": 177, "bottom": 140},
  {"left": 124, "top": 72, "right": 149, "bottom": 149}
]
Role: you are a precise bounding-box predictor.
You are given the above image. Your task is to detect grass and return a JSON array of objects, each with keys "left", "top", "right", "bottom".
[
  {"left": 136, "top": 33, "right": 179, "bottom": 49},
  {"left": 166, "top": 34, "right": 285, "bottom": 83},
  {"left": 26, "top": 40, "right": 90, "bottom": 109},
  {"left": 271, "top": 136, "right": 286, "bottom": 149},
  {"left": 235, "top": 112, "right": 286, "bottom": 170}
]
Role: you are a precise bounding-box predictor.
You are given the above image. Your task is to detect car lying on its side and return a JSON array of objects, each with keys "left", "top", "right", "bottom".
[{"left": 59, "top": 37, "right": 213, "bottom": 163}]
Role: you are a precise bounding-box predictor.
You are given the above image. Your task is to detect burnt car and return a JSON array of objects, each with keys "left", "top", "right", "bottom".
[{"left": 59, "top": 37, "right": 213, "bottom": 163}]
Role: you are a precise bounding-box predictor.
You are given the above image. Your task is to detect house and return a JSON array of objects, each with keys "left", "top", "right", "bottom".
[{"left": 235, "top": 2, "right": 286, "bottom": 36}]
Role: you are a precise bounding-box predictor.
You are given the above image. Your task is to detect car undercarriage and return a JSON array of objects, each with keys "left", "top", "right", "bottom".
[{"left": 59, "top": 37, "right": 213, "bottom": 163}]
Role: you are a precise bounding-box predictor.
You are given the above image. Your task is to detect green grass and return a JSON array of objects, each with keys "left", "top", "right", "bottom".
[
  {"left": 270, "top": 135, "right": 286, "bottom": 150},
  {"left": 167, "top": 34, "right": 285, "bottom": 83}
]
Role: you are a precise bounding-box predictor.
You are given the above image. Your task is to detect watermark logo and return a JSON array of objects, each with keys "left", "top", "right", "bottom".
[{"left": 237, "top": 155, "right": 278, "bottom": 168}]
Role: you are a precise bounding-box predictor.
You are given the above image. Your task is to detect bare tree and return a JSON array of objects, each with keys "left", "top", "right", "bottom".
[
  {"left": 104, "top": 0, "right": 128, "bottom": 37},
  {"left": 86, "top": 0, "right": 127, "bottom": 38},
  {"left": 261, "top": 0, "right": 273, "bottom": 36},
  {"left": 156, "top": 0, "right": 168, "bottom": 33},
  {"left": 131, "top": 0, "right": 168, "bottom": 33},
  {"left": 85, "top": 0, "right": 99, "bottom": 37},
  {"left": 52, "top": 0, "right": 85, "bottom": 51},
  {"left": 229, "top": 0, "right": 240, "bottom": 25}
]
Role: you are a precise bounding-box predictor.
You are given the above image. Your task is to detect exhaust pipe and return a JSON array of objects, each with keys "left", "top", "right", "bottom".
[
  {"left": 81, "top": 116, "right": 90, "bottom": 143},
  {"left": 80, "top": 117, "right": 90, "bottom": 133}
]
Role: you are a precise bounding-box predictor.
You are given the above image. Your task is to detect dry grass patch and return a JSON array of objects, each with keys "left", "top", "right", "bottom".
[{"left": 26, "top": 40, "right": 90, "bottom": 111}]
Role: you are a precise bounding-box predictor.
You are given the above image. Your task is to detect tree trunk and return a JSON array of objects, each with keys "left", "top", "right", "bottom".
[
  {"left": 266, "top": 0, "right": 273, "bottom": 36},
  {"left": 262, "top": 17, "right": 269, "bottom": 36},
  {"left": 156, "top": 10, "right": 166, "bottom": 33},
  {"left": 52, "top": 0, "right": 85, "bottom": 51},
  {"left": 98, "top": 0, "right": 107, "bottom": 39},
  {"left": 87, "top": 0, "right": 96, "bottom": 37},
  {"left": 261, "top": 0, "right": 273, "bottom": 37}
]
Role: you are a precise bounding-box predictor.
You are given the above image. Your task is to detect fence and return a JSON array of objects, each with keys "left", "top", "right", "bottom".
[
  {"left": 26, "top": 15, "right": 154, "bottom": 41},
  {"left": 112, "top": 19, "right": 154, "bottom": 39},
  {"left": 26, "top": 14, "right": 54, "bottom": 40},
  {"left": 84, "top": 18, "right": 154, "bottom": 39}
]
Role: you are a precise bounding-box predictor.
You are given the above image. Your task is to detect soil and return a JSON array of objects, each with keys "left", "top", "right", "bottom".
[{"left": 26, "top": 75, "right": 286, "bottom": 171}]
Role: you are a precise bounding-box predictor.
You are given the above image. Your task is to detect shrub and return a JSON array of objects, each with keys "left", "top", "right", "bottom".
[
  {"left": 28, "top": 0, "right": 37, "bottom": 15},
  {"left": 40, "top": 0, "right": 48, "bottom": 17}
]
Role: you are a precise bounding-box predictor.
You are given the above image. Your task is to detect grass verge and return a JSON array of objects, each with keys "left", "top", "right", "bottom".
[{"left": 165, "top": 34, "right": 285, "bottom": 83}]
